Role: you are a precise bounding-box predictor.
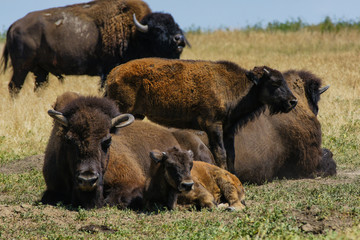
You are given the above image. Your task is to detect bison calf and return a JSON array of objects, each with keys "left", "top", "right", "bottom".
[
  {"left": 144, "top": 147, "right": 194, "bottom": 210},
  {"left": 144, "top": 147, "right": 245, "bottom": 211},
  {"left": 106, "top": 58, "right": 297, "bottom": 173},
  {"left": 178, "top": 161, "right": 246, "bottom": 211}
]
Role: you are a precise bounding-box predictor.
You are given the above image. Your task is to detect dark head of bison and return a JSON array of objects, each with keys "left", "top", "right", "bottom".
[
  {"left": 298, "top": 71, "right": 329, "bottom": 116},
  {"left": 150, "top": 147, "right": 194, "bottom": 193},
  {"left": 48, "top": 98, "right": 134, "bottom": 209},
  {"left": 133, "top": 13, "right": 190, "bottom": 59},
  {"left": 247, "top": 66, "right": 298, "bottom": 114}
]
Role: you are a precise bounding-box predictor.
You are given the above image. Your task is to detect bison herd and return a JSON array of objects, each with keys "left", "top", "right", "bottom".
[{"left": 1, "top": 0, "right": 336, "bottom": 211}]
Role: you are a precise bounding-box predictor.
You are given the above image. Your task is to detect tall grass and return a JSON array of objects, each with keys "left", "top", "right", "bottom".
[{"left": 0, "top": 25, "right": 359, "bottom": 239}]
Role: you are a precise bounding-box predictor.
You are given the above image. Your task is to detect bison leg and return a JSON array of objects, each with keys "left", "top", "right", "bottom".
[
  {"left": 216, "top": 175, "right": 245, "bottom": 211},
  {"left": 203, "top": 122, "right": 227, "bottom": 169},
  {"left": 33, "top": 67, "right": 49, "bottom": 91},
  {"left": 223, "top": 132, "right": 236, "bottom": 173},
  {"left": 41, "top": 190, "right": 71, "bottom": 206},
  {"left": 178, "top": 182, "right": 217, "bottom": 209},
  {"left": 8, "top": 70, "right": 29, "bottom": 97}
]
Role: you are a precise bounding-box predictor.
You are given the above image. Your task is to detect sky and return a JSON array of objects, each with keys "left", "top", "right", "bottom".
[{"left": 1, "top": 0, "right": 360, "bottom": 31}]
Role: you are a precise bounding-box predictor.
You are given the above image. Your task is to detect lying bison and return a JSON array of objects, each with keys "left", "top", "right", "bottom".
[
  {"left": 144, "top": 147, "right": 195, "bottom": 210},
  {"left": 178, "top": 161, "right": 246, "bottom": 211},
  {"left": 42, "top": 92, "right": 217, "bottom": 209},
  {"left": 232, "top": 70, "right": 336, "bottom": 183},
  {"left": 194, "top": 70, "right": 336, "bottom": 184},
  {"left": 2, "top": 0, "right": 189, "bottom": 96},
  {"left": 42, "top": 93, "right": 135, "bottom": 208},
  {"left": 105, "top": 58, "right": 298, "bottom": 173},
  {"left": 144, "top": 147, "right": 246, "bottom": 211}
]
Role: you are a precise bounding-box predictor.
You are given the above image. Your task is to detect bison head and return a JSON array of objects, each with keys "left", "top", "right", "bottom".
[
  {"left": 150, "top": 147, "right": 194, "bottom": 193},
  {"left": 133, "top": 13, "right": 190, "bottom": 59},
  {"left": 48, "top": 98, "right": 134, "bottom": 209},
  {"left": 247, "top": 66, "right": 298, "bottom": 114}
]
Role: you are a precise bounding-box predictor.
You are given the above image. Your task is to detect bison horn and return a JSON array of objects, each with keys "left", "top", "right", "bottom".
[
  {"left": 111, "top": 113, "right": 135, "bottom": 128},
  {"left": 263, "top": 68, "right": 270, "bottom": 75},
  {"left": 319, "top": 85, "right": 330, "bottom": 95},
  {"left": 48, "top": 110, "right": 68, "bottom": 127},
  {"left": 133, "top": 13, "right": 149, "bottom": 33}
]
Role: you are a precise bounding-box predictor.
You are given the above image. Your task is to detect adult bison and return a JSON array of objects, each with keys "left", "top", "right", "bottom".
[
  {"left": 193, "top": 70, "right": 336, "bottom": 184},
  {"left": 42, "top": 92, "right": 216, "bottom": 209},
  {"left": 105, "top": 58, "right": 298, "bottom": 173},
  {"left": 232, "top": 70, "right": 336, "bottom": 183},
  {"left": 42, "top": 92, "right": 135, "bottom": 209},
  {"left": 2, "top": 0, "right": 189, "bottom": 96}
]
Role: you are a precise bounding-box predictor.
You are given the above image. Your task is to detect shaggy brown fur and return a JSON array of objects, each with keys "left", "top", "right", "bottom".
[
  {"left": 42, "top": 92, "right": 134, "bottom": 208},
  {"left": 178, "top": 161, "right": 246, "bottom": 211},
  {"left": 106, "top": 58, "right": 297, "bottom": 173},
  {"left": 42, "top": 92, "right": 216, "bottom": 209},
  {"left": 32, "top": 0, "right": 150, "bottom": 57}
]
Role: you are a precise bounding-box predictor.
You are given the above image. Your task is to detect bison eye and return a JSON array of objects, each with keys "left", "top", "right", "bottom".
[{"left": 101, "top": 136, "right": 112, "bottom": 152}]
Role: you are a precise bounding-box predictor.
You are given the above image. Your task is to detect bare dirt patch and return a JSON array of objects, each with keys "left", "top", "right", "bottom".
[{"left": 0, "top": 154, "right": 44, "bottom": 174}]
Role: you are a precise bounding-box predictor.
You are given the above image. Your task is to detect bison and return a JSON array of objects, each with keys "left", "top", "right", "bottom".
[
  {"left": 105, "top": 58, "right": 298, "bottom": 173},
  {"left": 144, "top": 147, "right": 195, "bottom": 210},
  {"left": 178, "top": 161, "right": 246, "bottom": 211},
  {"left": 42, "top": 92, "right": 217, "bottom": 209},
  {"left": 193, "top": 70, "right": 336, "bottom": 184},
  {"left": 144, "top": 147, "right": 245, "bottom": 211},
  {"left": 2, "top": 0, "right": 189, "bottom": 96},
  {"left": 232, "top": 70, "right": 336, "bottom": 183},
  {"left": 42, "top": 93, "right": 135, "bottom": 209}
]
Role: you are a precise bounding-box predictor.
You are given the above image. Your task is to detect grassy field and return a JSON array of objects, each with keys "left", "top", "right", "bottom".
[{"left": 0, "top": 29, "right": 359, "bottom": 239}]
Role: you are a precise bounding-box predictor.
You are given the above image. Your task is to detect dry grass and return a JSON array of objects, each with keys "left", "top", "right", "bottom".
[
  {"left": 1, "top": 30, "right": 359, "bottom": 164},
  {"left": 0, "top": 30, "right": 359, "bottom": 239}
]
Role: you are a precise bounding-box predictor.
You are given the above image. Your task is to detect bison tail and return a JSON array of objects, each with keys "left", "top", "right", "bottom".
[{"left": 1, "top": 44, "right": 9, "bottom": 73}]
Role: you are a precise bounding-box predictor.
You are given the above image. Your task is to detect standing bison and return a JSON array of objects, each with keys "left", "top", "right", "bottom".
[
  {"left": 2, "top": 0, "right": 189, "bottom": 96},
  {"left": 105, "top": 58, "right": 298, "bottom": 173}
]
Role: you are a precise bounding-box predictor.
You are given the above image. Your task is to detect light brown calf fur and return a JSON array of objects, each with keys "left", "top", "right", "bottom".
[{"left": 178, "top": 161, "right": 246, "bottom": 211}]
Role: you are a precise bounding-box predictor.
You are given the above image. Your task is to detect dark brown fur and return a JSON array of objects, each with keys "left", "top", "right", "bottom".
[
  {"left": 171, "top": 129, "right": 215, "bottom": 164},
  {"left": 194, "top": 70, "right": 336, "bottom": 184},
  {"left": 42, "top": 93, "right": 129, "bottom": 208},
  {"left": 178, "top": 161, "right": 246, "bottom": 211},
  {"left": 106, "top": 58, "right": 297, "bottom": 173},
  {"left": 2, "top": 0, "right": 188, "bottom": 95},
  {"left": 42, "top": 92, "right": 215, "bottom": 209},
  {"left": 144, "top": 147, "right": 194, "bottom": 210}
]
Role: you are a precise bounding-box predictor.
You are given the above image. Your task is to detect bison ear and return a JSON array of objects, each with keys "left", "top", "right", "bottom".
[
  {"left": 111, "top": 114, "right": 135, "bottom": 129},
  {"left": 48, "top": 110, "right": 68, "bottom": 127},
  {"left": 246, "top": 71, "right": 259, "bottom": 85},
  {"left": 150, "top": 150, "right": 167, "bottom": 163}
]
